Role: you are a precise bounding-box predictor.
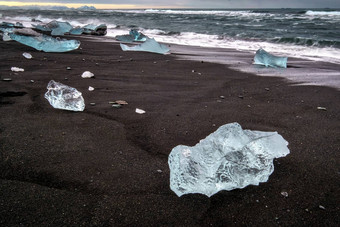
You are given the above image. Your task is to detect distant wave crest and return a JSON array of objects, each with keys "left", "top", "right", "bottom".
[{"left": 305, "top": 10, "right": 340, "bottom": 16}]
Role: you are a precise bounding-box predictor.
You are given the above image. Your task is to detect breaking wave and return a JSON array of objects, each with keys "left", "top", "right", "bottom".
[{"left": 305, "top": 10, "right": 340, "bottom": 16}]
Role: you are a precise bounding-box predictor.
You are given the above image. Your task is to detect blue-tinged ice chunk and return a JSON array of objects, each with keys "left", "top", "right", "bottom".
[
  {"left": 168, "top": 122, "right": 290, "bottom": 197},
  {"left": 32, "top": 20, "right": 73, "bottom": 35},
  {"left": 9, "top": 33, "right": 80, "bottom": 52},
  {"left": 82, "top": 24, "right": 107, "bottom": 35},
  {"left": 254, "top": 48, "right": 288, "bottom": 68},
  {"left": 69, "top": 27, "right": 84, "bottom": 35},
  {"left": 130, "top": 29, "right": 148, "bottom": 41},
  {"left": 44, "top": 80, "right": 85, "bottom": 111},
  {"left": 50, "top": 21, "right": 73, "bottom": 36},
  {"left": 120, "top": 38, "right": 170, "bottom": 54},
  {"left": 116, "top": 29, "right": 148, "bottom": 43},
  {"left": 32, "top": 20, "right": 72, "bottom": 35}
]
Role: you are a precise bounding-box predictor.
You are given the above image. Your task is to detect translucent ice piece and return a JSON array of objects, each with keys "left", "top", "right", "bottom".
[
  {"left": 254, "top": 48, "right": 288, "bottom": 68},
  {"left": 69, "top": 27, "right": 84, "bottom": 35},
  {"left": 120, "top": 38, "right": 170, "bottom": 54},
  {"left": 116, "top": 29, "right": 148, "bottom": 42},
  {"left": 32, "top": 20, "right": 73, "bottom": 35},
  {"left": 44, "top": 80, "right": 85, "bottom": 111},
  {"left": 23, "top": 52, "right": 32, "bottom": 59},
  {"left": 9, "top": 33, "right": 80, "bottom": 52},
  {"left": 129, "top": 29, "right": 148, "bottom": 41},
  {"left": 81, "top": 71, "right": 94, "bottom": 78},
  {"left": 11, "top": 67, "right": 24, "bottom": 72},
  {"left": 168, "top": 122, "right": 290, "bottom": 197}
]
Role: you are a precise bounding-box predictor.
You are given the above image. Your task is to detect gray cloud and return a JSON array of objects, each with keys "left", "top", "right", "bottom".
[{"left": 3, "top": 0, "right": 340, "bottom": 8}]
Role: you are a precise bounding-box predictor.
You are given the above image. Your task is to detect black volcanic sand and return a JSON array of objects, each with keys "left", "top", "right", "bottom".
[{"left": 0, "top": 37, "right": 339, "bottom": 226}]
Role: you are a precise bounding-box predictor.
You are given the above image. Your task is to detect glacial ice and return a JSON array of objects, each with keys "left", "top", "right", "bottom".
[
  {"left": 168, "top": 122, "right": 290, "bottom": 197},
  {"left": 9, "top": 33, "right": 80, "bottom": 52},
  {"left": 81, "top": 71, "right": 94, "bottom": 78},
  {"left": 82, "top": 24, "right": 107, "bottom": 35},
  {"left": 120, "top": 38, "right": 170, "bottom": 54},
  {"left": 254, "top": 48, "right": 288, "bottom": 68},
  {"left": 11, "top": 67, "right": 24, "bottom": 72},
  {"left": 69, "top": 27, "right": 84, "bottom": 35},
  {"left": 32, "top": 21, "right": 106, "bottom": 36},
  {"left": 23, "top": 52, "right": 32, "bottom": 59},
  {"left": 116, "top": 29, "right": 148, "bottom": 42},
  {"left": 44, "top": 80, "right": 85, "bottom": 111},
  {"left": 32, "top": 20, "right": 73, "bottom": 35}
]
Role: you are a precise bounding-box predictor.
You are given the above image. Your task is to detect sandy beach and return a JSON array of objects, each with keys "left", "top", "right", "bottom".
[{"left": 0, "top": 36, "right": 339, "bottom": 226}]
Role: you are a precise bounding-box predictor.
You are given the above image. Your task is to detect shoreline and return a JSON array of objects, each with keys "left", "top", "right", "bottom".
[
  {"left": 87, "top": 35, "right": 340, "bottom": 90},
  {"left": 0, "top": 36, "right": 339, "bottom": 225}
]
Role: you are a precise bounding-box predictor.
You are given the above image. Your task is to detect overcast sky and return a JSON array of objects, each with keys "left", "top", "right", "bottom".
[{"left": 1, "top": 0, "right": 340, "bottom": 8}]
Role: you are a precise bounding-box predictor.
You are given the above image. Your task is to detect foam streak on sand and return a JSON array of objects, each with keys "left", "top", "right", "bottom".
[{"left": 170, "top": 44, "right": 340, "bottom": 90}]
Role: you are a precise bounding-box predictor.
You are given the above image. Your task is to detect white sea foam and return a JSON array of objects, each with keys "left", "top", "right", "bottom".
[
  {"left": 110, "top": 28, "right": 340, "bottom": 65},
  {"left": 305, "top": 10, "right": 340, "bottom": 17}
]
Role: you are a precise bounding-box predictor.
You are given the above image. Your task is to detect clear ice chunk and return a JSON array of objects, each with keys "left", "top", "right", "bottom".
[
  {"left": 168, "top": 122, "right": 290, "bottom": 197},
  {"left": 116, "top": 29, "right": 148, "bottom": 42},
  {"left": 44, "top": 80, "right": 85, "bottom": 111},
  {"left": 9, "top": 33, "right": 80, "bottom": 52},
  {"left": 120, "top": 38, "right": 170, "bottom": 54},
  {"left": 254, "top": 48, "right": 288, "bottom": 68}
]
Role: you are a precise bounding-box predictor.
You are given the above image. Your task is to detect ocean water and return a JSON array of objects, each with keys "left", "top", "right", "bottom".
[{"left": 1, "top": 8, "right": 340, "bottom": 65}]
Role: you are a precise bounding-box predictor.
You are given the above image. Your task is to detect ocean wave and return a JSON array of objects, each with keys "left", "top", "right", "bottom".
[
  {"left": 271, "top": 37, "right": 340, "bottom": 48},
  {"left": 112, "top": 9, "right": 273, "bottom": 17},
  {"left": 305, "top": 10, "right": 340, "bottom": 16}
]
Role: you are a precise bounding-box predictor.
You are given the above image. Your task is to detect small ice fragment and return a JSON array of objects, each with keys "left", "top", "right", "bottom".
[
  {"left": 168, "top": 122, "right": 290, "bottom": 197},
  {"left": 157, "top": 169, "right": 163, "bottom": 173},
  {"left": 81, "top": 71, "right": 94, "bottom": 78},
  {"left": 281, "top": 191, "right": 289, "bottom": 197},
  {"left": 88, "top": 86, "right": 94, "bottom": 91},
  {"left": 136, "top": 108, "right": 146, "bottom": 114},
  {"left": 120, "top": 38, "right": 170, "bottom": 55},
  {"left": 11, "top": 67, "right": 24, "bottom": 72},
  {"left": 44, "top": 80, "right": 85, "bottom": 111},
  {"left": 23, "top": 52, "right": 32, "bottom": 59},
  {"left": 317, "top": 107, "right": 327, "bottom": 111},
  {"left": 2, "top": 33, "right": 12, "bottom": 41},
  {"left": 112, "top": 104, "right": 122, "bottom": 108},
  {"left": 254, "top": 48, "right": 288, "bottom": 68},
  {"left": 319, "top": 205, "right": 325, "bottom": 210},
  {"left": 115, "top": 100, "right": 128, "bottom": 105}
]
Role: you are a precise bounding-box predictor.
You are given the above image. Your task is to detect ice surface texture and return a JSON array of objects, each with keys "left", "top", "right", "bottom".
[
  {"left": 254, "top": 48, "right": 288, "bottom": 68},
  {"left": 120, "top": 38, "right": 169, "bottom": 54},
  {"left": 44, "top": 80, "right": 85, "bottom": 111},
  {"left": 9, "top": 33, "right": 80, "bottom": 52},
  {"left": 168, "top": 123, "right": 290, "bottom": 197}
]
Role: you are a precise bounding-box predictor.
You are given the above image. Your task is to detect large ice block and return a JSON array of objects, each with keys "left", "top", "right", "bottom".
[
  {"left": 9, "top": 33, "right": 80, "bottom": 52},
  {"left": 120, "top": 38, "right": 170, "bottom": 54},
  {"left": 116, "top": 29, "right": 148, "bottom": 42},
  {"left": 168, "top": 122, "right": 290, "bottom": 197},
  {"left": 44, "top": 80, "right": 85, "bottom": 111},
  {"left": 254, "top": 48, "right": 288, "bottom": 68}
]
